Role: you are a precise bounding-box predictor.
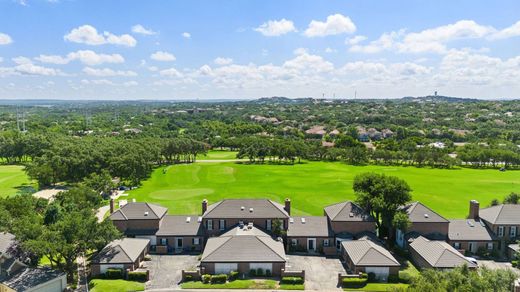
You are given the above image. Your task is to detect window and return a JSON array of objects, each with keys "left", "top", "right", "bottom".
[
  {"left": 266, "top": 219, "right": 272, "bottom": 231},
  {"left": 207, "top": 220, "right": 213, "bottom": 230},
  {"left": 323, "top": 239, "right": 330, "bottom": 247},
  {"left": 193, "top": 237, "right": 200, "bottom": 245},
  {"left": 487, "top": 242, "right": 493, "bottom": 250},
  {"left": 219, "top": 219, "right": 225, "bottom": 231},
  {"left": 160, "top": 238, "right": 168, "bottom": 245},
  {"left": 498, "top": 226, "right": 504, "bottom": 237},
  {"left": 291, "top": 239, "right": 297, "bottom": 246},
  {"left": 453, "top": 242, "right": 461, "bottom": 249},
  {"left": 510, "top": 226, "right": 517, "bottom": 237}
]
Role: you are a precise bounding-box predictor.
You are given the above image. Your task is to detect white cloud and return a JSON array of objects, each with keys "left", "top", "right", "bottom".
[
  {"left": 150, "top": 51, "right": 176, "bottom": 62},
  {"left": 64, "top": 25, "right": 137, "bottom": 47},
  {"left": 83, "top": 67, "right": 137, "bottom": 77},
  {"left": 214, "top": 57, "right": 233, "bottom": 65},
  {"left": 1, "top": 57, "right": 62, "bottom": 76},
  {"left": 349, "top": 30, "right": 403, "bottom": 53},
  {"left": 198, "top": 65, "right": 213, "bottom": 76},
  {"left": 254, "top": 19, "right": 296, "bottom": 36},
  {"left": 12, "top": 56, "right": 32, "bottom": 65},
  {"left": 123, "top": 81, "right": 138, "bottom": 86},
  {"left": 324, "top": 47, "right": 337, "bottom": 53},
  {"left": 36, "top": 50, "right": 124, "bottom": 66},
  {"left": 160, "top": 67, "right": 183, "bottom": 77},
  {"left": 304, "top": 14, "right": 356, "bottom": 37},
  {"left": 345, "top": 35, "right": 367, "bottom": 45},
  {"left": 131, "top": 24, "right": 157, "bottom": 35},
  {"left": 182, "top": 32, "right": 191, "bottom": 39},
  {"left": 0, "top": 33, "right": 13, "bottom": 45},
  {"left": 490, "top": 20, "right": 520, "bottom": 40},
  {"left": 81, "top": 79, "right": 114, "bottom": 85}
]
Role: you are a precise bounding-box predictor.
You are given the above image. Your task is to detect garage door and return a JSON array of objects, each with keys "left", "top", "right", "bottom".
[
  {"left": 215, "top": 263, "right": 238, "bottom": 274},
  {"left": 250, "top": 263, "right": 272, "bottom": 272},
  {"left": 365, "top": 267, "right": 389, "bottom": 281}
]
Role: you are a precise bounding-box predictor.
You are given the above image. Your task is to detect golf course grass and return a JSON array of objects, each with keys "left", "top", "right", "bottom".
[
  {"left": 0, "top": 165, "right": 35, "bottom": 198},
  {"left": 198, "top": 150, "right": 239, "bottom": 160},
  {"left": 128, "top": 160, "right": 520, "bottom": 219}
]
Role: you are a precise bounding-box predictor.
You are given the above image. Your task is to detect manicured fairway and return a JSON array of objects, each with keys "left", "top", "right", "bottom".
[
  {"left": 128, "top": 161, "right": 520, "bottom": 219},
  {"left": 198, "top": 150, "right": 239, "bottom": 160},
  {"left": 0, "top": 165, "right": 35, "bottom": 198}
]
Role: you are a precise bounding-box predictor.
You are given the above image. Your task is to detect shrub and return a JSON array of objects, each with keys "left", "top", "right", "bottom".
[
  {"left": 399, "top": 271, "right": 413, "bottom": 283},
  {"left": 144, "top": 255, "right": 152, "bottom": 261},
  {"left": 342, "top": 277, "right": 367, "bottom": 288},
  {"left": 367, "top": 272, "right": 376, "bottom": 282},
  {"left": 512, "top": 260, "right": 518, "bottom": 268},
  {"left": 127, "top": 271, "right": 148, "bottom": 282},
  {"left": 211, "top": 274, "right": 227, "bottom": 284},
  {"left": 281, "top": 276, "right": 304, "bottom": 285},
  {"left": 228, "top": 271, "right": 239, "bottom": 281},
  {"left": 105, "top": 268, "right": 123, "bottom": 279},
  {"left": 184, "top": 275, "right": 193, "bottom": 282},
  {"left": 249, "top": 269, "right": 256, "bottom": 277},
  {"left": 360, "top": 273, "right": 368, "bottom": 279},
  {"left": 202, "top": 274, "right": 211, "bottom": 284},
  {"left": 265, "top": 269, "right": 272, "bottom": 277},
  {"left": 256, "top": 268, "right": 264, "bottom": 276},
  {"left": 388, "top": 274, "right": 399, "bottom": 283}
]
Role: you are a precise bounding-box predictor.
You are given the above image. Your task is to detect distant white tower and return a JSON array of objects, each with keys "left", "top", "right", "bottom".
[{"left": 434, "top": 91, "right": 438, "bottom": 96}]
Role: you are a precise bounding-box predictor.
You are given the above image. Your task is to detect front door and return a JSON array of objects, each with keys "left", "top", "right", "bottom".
[
  {"left": 308, "top": 238, "right": 316, "bottom": 251},
  {"left": 176, "top": 238, "right": 183, "bottom": 249}
]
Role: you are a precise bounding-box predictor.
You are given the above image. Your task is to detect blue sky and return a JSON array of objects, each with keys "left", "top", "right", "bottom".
[{"left": 1, "top": 0, "right": 520, "bottom": 100}]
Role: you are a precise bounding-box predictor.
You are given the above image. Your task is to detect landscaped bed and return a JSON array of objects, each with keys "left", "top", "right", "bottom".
[
  {"left": 89, "top": 279, "right": 145, "bottom": 292},
  {"left": 343, "top": 283, "right": 409, "bottom": 291},
  {"left": 181, "top": 274, "right": 305, "bottom": 290}
]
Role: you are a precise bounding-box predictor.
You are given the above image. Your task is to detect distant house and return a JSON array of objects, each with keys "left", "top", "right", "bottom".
[
  {"left": 356, "top": 127, "right": 369, "bottom": 142},
  {"left": 382, "top": 129, "right": 394, "bottom": 139},
  {"left": 396, "top": 202, "right": 449, "bottom": 248},
  {"left": 305, "top": 126, "right": 327, "bottom": 138},
  {"left": 287, "top": 216, "right": 335, "bottom": 255},
  {"left": 91, "top": 238, "right": 150, "bottom": 276},
  {"left": 367, "top": 128, "right": 382, "bottom": 141},
  {"left": 155, "top": 215, "right": 204, "bottom": 253},
  {"left": 329, "top": 129, "right": 340, "bottom": 136},
  {"left": 476, "top": 202, "right": 520, "bottom": 252},
  {"left": 200, "top": 226, "right": 286, "bottom": 276},
  {"left": 341, "top": 236, "right": 400, "bottom": 282},
  {"left": 0, "top": 232, "right": 66, "bottom": 292},
  {"left": 409, "top": 236, "right": 477, "bottom": 270}
]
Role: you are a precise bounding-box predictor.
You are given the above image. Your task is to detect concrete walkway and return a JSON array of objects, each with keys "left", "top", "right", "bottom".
[{"left": 96, "top": 205, "right": 110, "bottom": 222}]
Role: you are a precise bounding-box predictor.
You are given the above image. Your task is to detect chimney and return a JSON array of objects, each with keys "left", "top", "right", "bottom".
[
  {"left": 202, "top": 199, "right": 208, "bottom": 215},
  {"left": 284, "top": 198, "right": 291, "bottom": 215},
  {"left": 109, "top": 199, "right": 114, "bottom": 214},
  {"left": 469, "top": 200, "right": 480, "bottom": 219}
]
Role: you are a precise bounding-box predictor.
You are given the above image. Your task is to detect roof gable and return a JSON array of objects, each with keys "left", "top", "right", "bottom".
[
  {"left": 480, "top": 204, "right": 520, "bottom": 225},
  {"left": 341, "top": 238, "right": 399, "bottom": 266},
  {"left": 0, "top": 232, "right": 15, "bottom": 255},
  {"left": 448, "top": 219, "right": 495, "bottom": 241},
  {"left": 287, "top": 216, "right": 332, "bottom": 237},
  {"left": 156, "top": 215, "right": 203, "bottom": 236},
  {"left": 401, "top": 202, "right": 448, "bottom": 223},
  {"left": 203, "top": 199, "right": 289, "bottom": 219},
  {"left": 324, "top": 201, "right": 374, "bottom": 222},
  {"left": 109, "top": 202, "right": 168, "bottom": 221},
  {"left": 409, "top": 236, "right": 476, "bottom": 268},
  {"left": 93, "top": 238, "right": 149, "bottom": 264}
]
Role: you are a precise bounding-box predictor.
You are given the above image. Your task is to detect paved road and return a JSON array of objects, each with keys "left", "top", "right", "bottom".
[{"left": 96, "top": 205, "right": 109, "bottom": 222}]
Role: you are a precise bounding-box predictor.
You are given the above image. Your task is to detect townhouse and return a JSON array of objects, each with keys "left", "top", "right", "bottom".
[
  {"left": 396, "top": 201, "right": 449, "bottom": 248},
  {"left": 477, "top": 202, "right": 520, "bottom": 252}
]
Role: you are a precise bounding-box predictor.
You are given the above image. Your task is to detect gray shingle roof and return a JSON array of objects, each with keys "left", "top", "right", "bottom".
[
  {"left": 156, "top": 215, "right": 203, "bottom": 236},
  {"left": 341, "top": 238, "right": 400, "bottom": 267},
  {"left": 92, "top": 238, "right": 149, "bottom": 264},
  {"left": 324, "top": 201, "right": 374, "bottom": 222},
  {"left": 0, "top": 232, "right": 15, "bottom": 255},
  {"left": 409, "top": 236, "right": 477, "bottom": 268},
  {"left": 448, "top": 219, "right": 496, "bottom": 241},
  {"left": 203, "top": 199, "right": 289, "bottom": 219},
  {"left": 0, "top": 267, "right": 65, "bottom": 291},
  {"left": 479, "top": 204, "right": 520, "bottom": 225},
  {"left": 401, "top": 202, "right": 448, "bottom": 223},
  {"left": 287, "top": 216, "right": 333, "bottom": 237},
  {"left": 109, "top": 202, "right": 168, "bottom": 221},
  {"left": 201, "top": 227, "right": 285, "bottom": 263},
  {"left": 509, "top": 244, "right": 519, "bottom": 253}
]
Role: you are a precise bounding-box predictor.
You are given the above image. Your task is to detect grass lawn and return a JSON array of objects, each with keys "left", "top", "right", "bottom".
[
  {"left": 0, "top": 165, "right": 36, "bottom": 198},
  {"left": 128, "top": 160, "right": 520, "bottom": 218},
  {"left": 198, "top": 150, "right": 239, "bottom": 160},
  {"left": 279, "top": 283, "right": 305, "bottom": 290},
  {"left": 344, "top": 283, "right": 409, "bottom": 291},
  {"left": 181, "top": 279, "right": 277, "bottom": 289},
  {"left": 89, "top": 279, "right": 144, "bottom": 292}
]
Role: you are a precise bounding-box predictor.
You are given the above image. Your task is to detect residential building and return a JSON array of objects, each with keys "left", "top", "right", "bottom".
[
  {"left": 396, "top": 201, "right": 449, "bottom": 248},
  {"left": 477, "top": 202, "right": 520, "bottom": 252},
  {"left": 286, "top": 216, "right": 335, "bottom": 255},
  {"left": 448, "top": 218, "right": 496, "bottom": 254},
  {"left": 91, "top": 237, "right": 150, "bottom": 276},
  {"left": 155, "top": 215, "right": 204, "bottom": 253},
  {"left": 508, "top": 243, "right": 519, "bottom": 260},
  {"left": 409, "top": 236, "right": 477, "bottom": 270}
]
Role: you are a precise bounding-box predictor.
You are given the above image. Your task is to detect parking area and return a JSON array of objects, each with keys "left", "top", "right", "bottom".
[
  {"left": 144, "top": 254, "right": 199, "bottom": 290},
  {"left": 286, "top": 254, "right": 346, "bottom": 291}
]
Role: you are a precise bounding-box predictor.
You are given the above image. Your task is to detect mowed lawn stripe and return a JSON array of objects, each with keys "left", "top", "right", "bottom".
[
  {"left": 0, "top": 165, "right": 35, "bottom": 198},
  {"left": 128, "top": 162, "right": 520, "bottom": 219}
]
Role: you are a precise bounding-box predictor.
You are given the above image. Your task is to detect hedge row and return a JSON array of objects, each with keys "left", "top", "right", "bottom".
[
  {"left": 127, "top": 271, "right": 147, "bottom": 282},
  {"left": 342, "top": 277, "right": 367, "bottom": 288},
  {"left": 281, "top": 276, "right": 304, "bottom": 285}
]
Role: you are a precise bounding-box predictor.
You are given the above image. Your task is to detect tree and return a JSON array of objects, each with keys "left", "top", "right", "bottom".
[
  {"left": 82, "top": 170, "right": 115, "bottom": 197},
  {"left": 353, "top": 172, "right": 412, "bottom": 239},
  {"left": 392, "top": 211, "right": 411, "bottom": 232},
  {"left": 272, "top": 219, "right": 286, "bottom": 237},
  {"left": 503, "top": 192, "right": 519, "bottom": 204}
]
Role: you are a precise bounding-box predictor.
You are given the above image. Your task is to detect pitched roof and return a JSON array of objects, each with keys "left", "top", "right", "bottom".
[
  {"left": 203, "top": 199, "right": 289, "bottom": 219},
  {"left": 156, "top": 215, "right": 204, "bottom": 236},
  {"left": 508, "top": 244, "right": 519, "bottom": 253},
  {"left": 409, "top": 236, "right": 477, "bottom": 269},
  {"left": 341, "top": 238, "right": 399, "bottom": 267},
  {"left": 0, "top": 232, "right": 15, "bottom": 255},
  {"left": 479, "top": 204, "right": 520, "bottom": 225},
  {"left": 201, "top": 227, "right": 285, "bottom": 263},
  {"left": 92, "top": 238, "right": 149, "bottom": 264},
  {"left": 287, "top": 216, "right": 333, "bottom": 237},
  {"left": 400, "top": 202, "right": 448, "bottom": 223},
  {"left": 448, "top": 219, "right": 496, "bottom": 241},
  {"left": 0, "top": 267, "right": 65, "bottom": 291},
  {"left": 324, "top": 201, "right": 374, "bottom": 222},
  {"left": 109, "top": 202, "right": 168, "bottom": 221}
]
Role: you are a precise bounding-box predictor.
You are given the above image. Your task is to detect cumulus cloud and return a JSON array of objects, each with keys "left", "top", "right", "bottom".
[
  {"left": 64, "top": 25, "right": 137, "bottom": 47},
  {"left": 304, "top": 14, "right": 356, "bottom": 37},
  {"left": 490, "top": 20, "right": 520, "bottom": 40},
  {"left": 182, "top": 32, "right": 191, "bottom": 39},
  {"left": 0, "top": 33, "right": 13, "bottom": 45},
  {"left": 83, "top": 67, "right": 137, "bottom": 77},
  {"left": 1, "top": 57, "right": 62, "bottom": 76},
  {"left": 254, "top": 19, "right": 296, "bottom": 36},
  {"left": 160, "top": 67, "right": 183, "bottom": 77},
  {"left": 131, "top": 24, "right": 157, "bottom": 35},
  {"left": 150, "top": 51, "right": 176, "bottom": 62},
  {"left": 36, "top": 50, "right": 124, "bottom": 65},
  {"left": 345, "top": 35, "right": 367, "bottom": 45},
  {"left": 214, "top": 57, "right": 233, "bottom": 65}
]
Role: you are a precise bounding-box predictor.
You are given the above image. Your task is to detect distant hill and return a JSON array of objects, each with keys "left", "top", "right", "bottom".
[{"left": 400, "top": 95, "right": 480, "bottom": 103}]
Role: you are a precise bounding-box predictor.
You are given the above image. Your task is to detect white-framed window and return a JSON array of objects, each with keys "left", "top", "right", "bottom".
[
  {"left": 207, "top": 220, "right": 213, "bottom": 230},
  {"left": 266, "top": 219, "right": 272, "bottom": 231},
  {"left": 498, "top": 226, "right": 504, "bottom": 237},
  {"left": 487, "top": 242, "right": 493, "bottom": 250},
  {"left": 219, "top": 219, "right": 225, "bottom": 231},
  {"left": 291, "top": 239, "right": 297, "bottom": 246},
  {"left": 160, "top": 238, "right": 167, "bottom": 245},
  {"left": 193, "top": 237, "right": 200, "bottom": 245},
  {"left": 510, "top": 226, "right": 517, "bottom": 237},
  {"left": 323, "top": 239, "right": 330, "bottom": 247},
  {"left": 239, "top": 220, "right": 244, "bottom": 226},
  {"left": 453, "top": 242, "right": 461, "bottom": 249}
]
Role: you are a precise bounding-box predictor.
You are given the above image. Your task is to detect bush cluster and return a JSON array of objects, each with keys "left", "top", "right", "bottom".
[
  {"left": 105, "top": 268, "right": 123, "bottom": 279},
  {"left": 512, "top": 260, "right": 518, "bottom": 268},
  {"left": 127, "top": 271, "right": 147, "bottom": 282},
  {"left": 281, "top": 276, "right": 304, "bottom": 285},
  {"left": 228, "top": 271, "right": 239, "bottom": 281},
  {"left": 342, "top": 277, "right": 367, "bottom": 288},
  {"left": 211, "top": 274, "right": 227, "bottom": 284},
  {"left": 202, "top": 274, "right": 211, "bottom": 284}
]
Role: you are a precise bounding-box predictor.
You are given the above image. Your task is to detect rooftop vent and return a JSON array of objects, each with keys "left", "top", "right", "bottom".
[
  {"left": 186, "top": 217, "right": 191, "bottom": 223},
  {"left": 249, "top": 208, "right": 254, "bottom": 213},
  {"left": 289, "top": 218, "right": 294, "bottom": 224},
  {"left": 301, "top": 218, "right": 306, "bottom": 224},
  {"left": 197, "top": 216, "right": 202, "bottom": 223},
  {"left": 349, "top": 212, "right": 354, "bottom": 217},
  {"left": 144, "top": 211, "right": 149, "bottom": 216},
  {"left": 241, "top": 206, "right": 245, "bottom": 211},
  {"left": 424, "top": 214, "right": 429, "bottom": 218}
]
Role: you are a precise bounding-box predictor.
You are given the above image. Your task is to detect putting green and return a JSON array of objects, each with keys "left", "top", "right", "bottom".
[{"left": 127, "top": 161, "right": 520, "bottom": 219}]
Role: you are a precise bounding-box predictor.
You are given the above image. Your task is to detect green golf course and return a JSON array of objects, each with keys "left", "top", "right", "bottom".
[
  {"left": 128, "top": 160, "right": 520, "bottom": 219},
  {"left": 0, "top": 165, "right": 35, "bottom": 198}
]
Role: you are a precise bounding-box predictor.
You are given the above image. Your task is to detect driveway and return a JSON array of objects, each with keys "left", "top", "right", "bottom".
[
  {"left": 145, "top": 254, "right": 200, "bottom": 290},
  {"left": 286, "top": 254, "right": 346, "bottom": 291}
]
